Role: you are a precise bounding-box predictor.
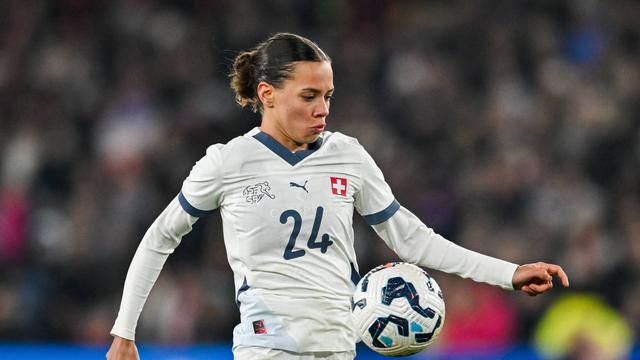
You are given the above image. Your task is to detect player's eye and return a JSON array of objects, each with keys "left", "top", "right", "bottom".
[
  {"left": 325, "top": 95, "right": 333, "bottom": 102},
  {"left": 302, "top": 95, "right": 315, "bottom": 102}
]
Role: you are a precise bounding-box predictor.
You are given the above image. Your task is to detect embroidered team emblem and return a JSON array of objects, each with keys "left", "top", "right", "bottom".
[
  {"left": 330, "top": 177, "right": 347, "bottom": 197},
  {"left": 243, "top": 181, "right": 276, "bottom": 204}
]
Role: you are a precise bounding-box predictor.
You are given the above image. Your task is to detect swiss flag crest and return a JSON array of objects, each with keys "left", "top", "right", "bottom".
[{"left": 330, "top": 177, "right": 348, "bottom": 196}]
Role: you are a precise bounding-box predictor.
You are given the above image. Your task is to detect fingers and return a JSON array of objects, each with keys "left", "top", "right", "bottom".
[
  {"left": 521, "top": 285, "right": 537, "bottom": 296},
  {"left": 531, "top": 262, "right": 569, "bottom": 288},
  {"left": 544, "top": 263, "right": 570, "bottom": 287},
  {"left": 529, "top": 281, "right": 552, "bottom": 293},
  {"left": 521, "top": 280, "right": 553, "bottom": 296},
  {"left": 536, "top": 266, "right": 553, "bottom": 283}
]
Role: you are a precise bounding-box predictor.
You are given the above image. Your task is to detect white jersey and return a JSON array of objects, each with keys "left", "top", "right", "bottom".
[
  {"left": 180, "top": 128, "right": 398, "bottom": 351},
  {"left": 111, "top": 127, "right": 518, "bottom": 352}
]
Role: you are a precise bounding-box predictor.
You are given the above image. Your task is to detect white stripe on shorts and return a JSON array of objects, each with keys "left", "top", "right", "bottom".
[{"left": 233, "top": 346, "right": 356, "bottom": 360}]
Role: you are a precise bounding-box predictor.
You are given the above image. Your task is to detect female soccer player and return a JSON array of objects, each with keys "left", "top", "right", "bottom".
[{"left": 106, "top": 33, "right": 569, "bottom": 360}]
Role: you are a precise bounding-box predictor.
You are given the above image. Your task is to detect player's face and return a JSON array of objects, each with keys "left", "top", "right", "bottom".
[{"left": 267, "top": 61, "right": 334, "bottom": 150}]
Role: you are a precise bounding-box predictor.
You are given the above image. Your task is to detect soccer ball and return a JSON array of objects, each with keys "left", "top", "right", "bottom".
[{"left": 351, "top": 262, "right": 445, "bottom": 357}]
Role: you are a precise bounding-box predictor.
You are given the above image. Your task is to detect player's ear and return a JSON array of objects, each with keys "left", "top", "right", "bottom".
[{"left": 257, "top": 81, "right": 275, "bottom": 109}]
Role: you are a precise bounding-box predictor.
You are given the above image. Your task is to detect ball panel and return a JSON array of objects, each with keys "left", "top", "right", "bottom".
[{"left": 351, "top": 262, "right": 445, "bottom": 357}]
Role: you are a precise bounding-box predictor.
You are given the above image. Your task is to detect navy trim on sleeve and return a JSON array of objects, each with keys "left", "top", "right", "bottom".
[
  {"left": 178, "top": 192, "right": 215, "bottom": 217},
  {"left": 363, "top": 199, "right": 401, "bottom": 225}
]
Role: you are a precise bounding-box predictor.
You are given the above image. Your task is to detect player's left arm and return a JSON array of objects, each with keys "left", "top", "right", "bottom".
[
  {"left": 371, "top": 206, "right": 519, "bottom": 290},
  {"left": 372, "top": 207, "right": 570, "bottom": 294},
  {"left": 354, "top": 144, "right": 569, "bottom": 294},
  {"left": 512, "top": 262, "right": 570, "bottom": 296}
]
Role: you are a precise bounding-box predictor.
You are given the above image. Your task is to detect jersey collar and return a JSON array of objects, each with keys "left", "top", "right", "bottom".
[{"left": 253, "top": 130, "right": 324, "bottom": 166}]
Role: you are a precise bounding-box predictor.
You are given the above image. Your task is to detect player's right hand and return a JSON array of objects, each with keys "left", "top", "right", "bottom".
[{"left": 106, "top": 335, "right": 140, "bottom": 360}]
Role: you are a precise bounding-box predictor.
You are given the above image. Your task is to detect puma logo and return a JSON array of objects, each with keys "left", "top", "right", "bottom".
[{"left": 289, "top": 180, "right": 309, "bottom": 193}]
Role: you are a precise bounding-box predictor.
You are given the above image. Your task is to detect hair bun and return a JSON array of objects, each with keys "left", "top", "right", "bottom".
[{"left": 230, "top": 50, "right": 259, "bottom": 112}]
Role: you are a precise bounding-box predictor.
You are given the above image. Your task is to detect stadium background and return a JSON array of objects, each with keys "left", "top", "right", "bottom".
[{"left": 0, "top": 0, "right": 639, "bottom": 359}]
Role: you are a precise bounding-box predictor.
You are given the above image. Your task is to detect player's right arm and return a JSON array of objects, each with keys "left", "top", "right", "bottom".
[
  {"left": 109, "top": 196, "right": 198, "bottom": 343},
  {"left": 108, "top": 145, "right": 223, "bottom": 355}
]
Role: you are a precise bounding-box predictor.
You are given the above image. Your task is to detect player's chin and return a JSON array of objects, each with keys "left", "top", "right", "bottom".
[{"left": 302, "top": 132, "right": 322, "bottom": 143}]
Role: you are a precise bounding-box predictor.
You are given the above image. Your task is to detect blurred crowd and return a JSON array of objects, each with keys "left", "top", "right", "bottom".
[{"left": 0, "top": 0, "right": 639, "bottom": 355}]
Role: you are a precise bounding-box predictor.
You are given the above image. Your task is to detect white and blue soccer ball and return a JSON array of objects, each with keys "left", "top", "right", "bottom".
[{"left": 351, "top": 262, "right": 445, "bottom": 357}]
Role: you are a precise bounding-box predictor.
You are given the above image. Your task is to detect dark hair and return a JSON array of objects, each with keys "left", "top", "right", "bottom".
[{"left": 229, "top": 33, "right": 331, "bottom": 113}]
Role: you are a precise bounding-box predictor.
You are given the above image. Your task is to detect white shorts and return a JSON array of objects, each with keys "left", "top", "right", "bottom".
[{"left": 233, "top": 346, "right": 356, "bottom": 360}]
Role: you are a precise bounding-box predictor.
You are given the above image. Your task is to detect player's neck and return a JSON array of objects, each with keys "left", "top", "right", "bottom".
[{"left": 259, "top": 125, "right": 308, "bottom": 153}]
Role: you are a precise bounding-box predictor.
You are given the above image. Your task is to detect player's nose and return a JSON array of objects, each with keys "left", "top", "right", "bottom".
[{"left": 314, "top": 100, "right": 330, "bottom": 118}]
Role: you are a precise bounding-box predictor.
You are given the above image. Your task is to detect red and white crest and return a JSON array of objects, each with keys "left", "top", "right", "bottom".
[{"left": 330, "top": 177, "right": 347, "bottom": 196}]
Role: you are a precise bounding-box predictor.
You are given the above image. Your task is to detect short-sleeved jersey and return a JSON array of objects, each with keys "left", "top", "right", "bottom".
[{"left": 179, "top": 128, "right": 399, "bottom": 352}]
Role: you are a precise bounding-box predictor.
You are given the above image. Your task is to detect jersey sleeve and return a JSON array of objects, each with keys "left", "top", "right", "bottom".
[
  {"left": 354, "top": 147, "right": 400, "bottom": 225},
  {"left": 111, "top": 196, "right": 198, "bottom": 340},
  {"left": 372, "top": 206, "right": 519, "bottom": 290},
  {"left": 179, "top": 144, "right": 224, "bottom": 217}
]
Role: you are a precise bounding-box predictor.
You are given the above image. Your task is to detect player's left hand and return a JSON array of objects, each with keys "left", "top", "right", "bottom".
[{"left": 512, "top": 262, "right": 570, "bottom": 296}]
